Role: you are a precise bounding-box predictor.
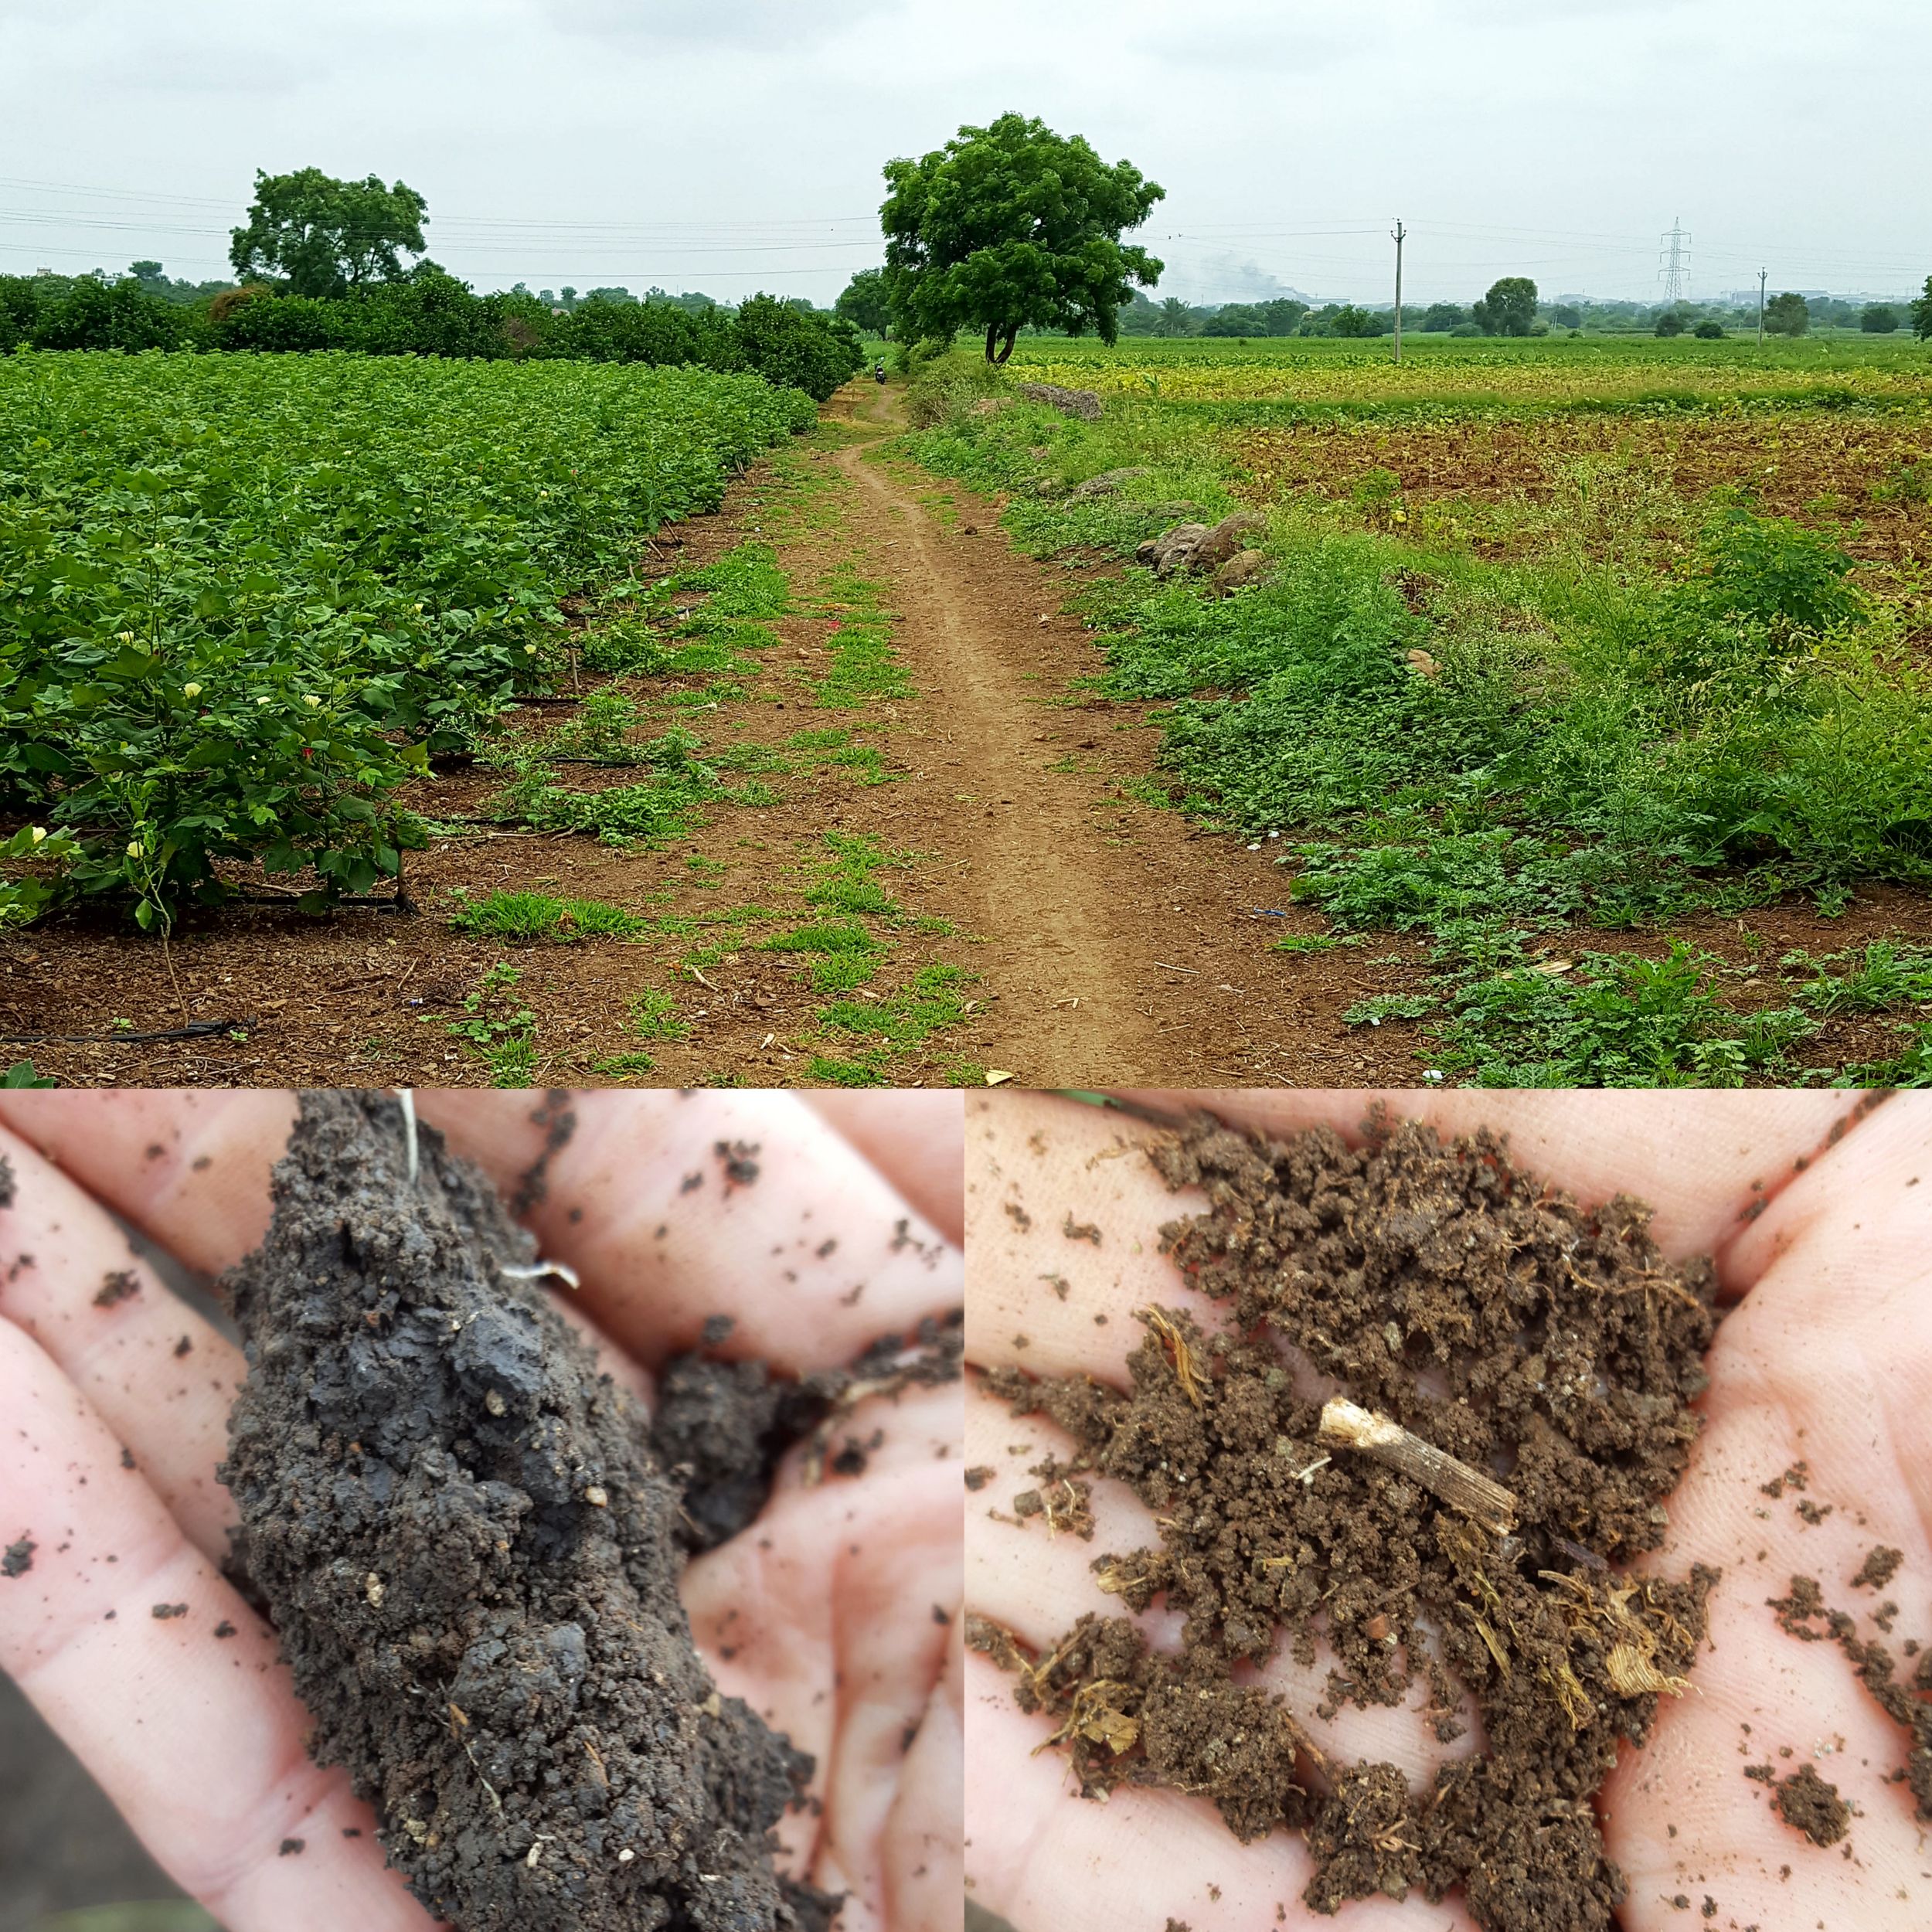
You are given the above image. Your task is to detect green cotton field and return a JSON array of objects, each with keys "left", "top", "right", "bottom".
[
  {"left": 908, "top": 333, "right": 1932, "bottom": 1086},
  {"left": 0, "top": 352, "right": 811, "bottom": 926}
]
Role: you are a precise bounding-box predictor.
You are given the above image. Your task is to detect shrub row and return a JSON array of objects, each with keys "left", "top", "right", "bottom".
[{"left": 0, "top": 273, "right": 866, "bottom": 403}]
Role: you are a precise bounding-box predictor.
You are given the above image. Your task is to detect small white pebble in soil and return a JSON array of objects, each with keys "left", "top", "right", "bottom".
[
  {"left": 485, "top": 1389, "right": 507, "bottom": 1417},
  {"left": 366, "top": 1573, "right": 385, "bottom": 1607},
  {"left": 584, "top": 1485, "right": 609, "bottom": 1508},
  {"left": 618, "top": 1849, "right": 635, "bottom": 1863}
]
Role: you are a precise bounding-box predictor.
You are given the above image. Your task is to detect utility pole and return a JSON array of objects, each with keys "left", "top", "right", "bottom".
[
  {"left": 1391, "top": 219, "right": 1406, "bottom": 363},
  {"left": 1757, "top": 267, "right": 1767, "bottom": 347}
]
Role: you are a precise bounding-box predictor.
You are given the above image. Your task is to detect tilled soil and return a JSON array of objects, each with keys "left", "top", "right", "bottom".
[
  {"left": 969, "top": 1111, "right": 1725, "bottom": 1932},
  {"left": 217, "top": 1090, "right": 829, "bottom": 1932},
  {"left": 6, "top": 382, "right": 1928, "bottom": 1087}
]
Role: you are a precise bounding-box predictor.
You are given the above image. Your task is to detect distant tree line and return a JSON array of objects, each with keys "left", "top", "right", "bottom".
[{"left": 0, "top": 168, "right": 864, "bottom": 400}]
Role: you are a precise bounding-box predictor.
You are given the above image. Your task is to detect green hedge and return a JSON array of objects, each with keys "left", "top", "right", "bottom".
[{"left": 0, "top": 274, "right": 866, "bottom": 403}]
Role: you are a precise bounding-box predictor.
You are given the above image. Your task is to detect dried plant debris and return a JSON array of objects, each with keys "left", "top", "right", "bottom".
[
  {"left": 218, "top": 1092, "right": 835, "bottom": 1932},
  {"left": 974, "top": 1114, "right": 1726, "bottom": 1932}
]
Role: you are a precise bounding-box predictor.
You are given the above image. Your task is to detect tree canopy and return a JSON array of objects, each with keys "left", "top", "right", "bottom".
[
  {"left": 835, "top": 268, "right": 891, "bottom": 335},
  {"left": 1765, "top": 291, "right": 1810, "bottom": 337},
  {"left": 1914, "top": 276, "right": 1932, "bottom": 342},
  {"left": 230, "top": 168, "right": 429, "bottom": 298},
  {"left": 880, "top": 113, "right": 1164, "bottom": 362},
  {"left": 1471, "top": 277, "right": 1538, "bottom": 337}
]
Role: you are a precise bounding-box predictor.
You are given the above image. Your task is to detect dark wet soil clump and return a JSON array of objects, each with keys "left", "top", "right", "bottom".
[
  {"left": 2, "top": 1537, "right": 32, "bottom": 1579},
  {"left": 219, "top": 1091, "right": 825, "bottom": 1932},
  {"left": 971, "top": 1112, "right": 1724, "bottom": 1932},
  {"left": 651, "top": 1312, "right": 962, "bottom": 1553}
]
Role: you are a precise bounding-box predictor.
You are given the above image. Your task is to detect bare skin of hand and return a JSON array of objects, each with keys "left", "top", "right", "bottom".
[
  {"left": 964, "top": 1088, "right": 1932, "bottom": 1931},
  {"left": 0, "top": 1089, "right": 964, "bottom": 1932}
]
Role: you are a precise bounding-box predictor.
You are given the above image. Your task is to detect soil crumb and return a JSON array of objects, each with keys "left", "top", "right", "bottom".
[
  {"left": 94, "top": 1269, "right": 140, "bottom": 1308},
  {"left": 1764, "top": 1570, "right": 1932, "bottom": 1821},
  {"left": 0, "top": 1155, "right": 12, "bottom": 1209},
  {"left": 974, "top": 1112, "right": 1723, "bottom": 1932},
  {"left": 1774, "top": 1764, "right": 1849, "bottom": 1846},
  {"left": 218, "top": 1091, "right": 832, "bottom": 1932},
  {"left": 1852, "top": 1546, "right": 1903, "bottom": 1591},
  {"left": 509, "top": 1089, "right": 577, "bottom": 1218},
  {"left": 2, "top": 1536, "right": 32, "bottom": 1578},
  {"left": 651, "top": 1312, "right": 963, "bottom": 1549},
  {"left": 715, "top": 1140, "right": 762, "bottom": 1191}
]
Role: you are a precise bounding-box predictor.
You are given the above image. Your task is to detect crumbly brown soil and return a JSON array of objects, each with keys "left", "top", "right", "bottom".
[
  {"left": 217, "top": 1090, "right": 828, "bottom": 1932},
  {"left": 1772, "top": 1763, "right": 1849, "bottom": 1847},
  {"left": 969, "top": 1111, "right": 1723, "bottom": 1932},
  {"left": 9, "top": 385, "right": 1924, "bottom": 1090},
  {"left": 1765, "top": 1566, "right": 1932, "bottom": 1821}
]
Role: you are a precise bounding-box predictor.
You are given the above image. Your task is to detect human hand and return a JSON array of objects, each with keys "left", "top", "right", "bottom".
[
  {"left": 0, "top": 1088, "right": 963, "bottom": 1932},
  {"left": 964, "top": 1088, "right": 1932, "bottom": 1931}
]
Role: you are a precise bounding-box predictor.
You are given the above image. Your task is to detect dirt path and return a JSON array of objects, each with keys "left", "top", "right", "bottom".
[
  {"left": 12, "top": 376, "right": 1917, "bottom": 1090},
  {"left": 830, "top": 389, "right": 1151, "bottom": 1079}
]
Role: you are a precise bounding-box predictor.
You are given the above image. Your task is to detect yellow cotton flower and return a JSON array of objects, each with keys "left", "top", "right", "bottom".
[
  {"left": 29, "top": 826, "right": 46, "bottom": 845},
  {"left": 126, "top": 840, "right": 141, "bottom": 857},
  {"left": 183, "top": 682, "right": 202, "bottom": 699},
  {"left": 304, "top": 694, "right": 321, "bottom": 707}
]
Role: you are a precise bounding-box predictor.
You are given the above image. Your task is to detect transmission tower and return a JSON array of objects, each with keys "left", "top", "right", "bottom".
[{"left": 1658, "top": 217, "right": 1691, "bottom": 303}]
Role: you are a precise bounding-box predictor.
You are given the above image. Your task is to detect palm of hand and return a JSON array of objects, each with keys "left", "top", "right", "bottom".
[
  {"left": 964, "top": 1090, "right": 1932, "bottom": 1932},
  {"left": 0, "top": 1090, "right": 963, "bottom": 1932}
]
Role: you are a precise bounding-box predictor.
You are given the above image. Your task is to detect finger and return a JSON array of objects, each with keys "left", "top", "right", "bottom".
[
  {"left": 417, "top": 1090, "right": 961, "bottom": 1372},
  {"left": 0, "top": 1124, "right": 245, "bottom": 1560},
  {"left": 964, "top": 1654, "right": 1484, "bottom": 1932},
  {"left": 1114, "top": 1088, "right": 1886, "bottom": 1294},
  {"left": 0, "top": 1319, "right": 439, "bottom": 1932},
  {"left": 966, "top": 1379, "right": 1478, "bottom": 1784},
  {"left": 1602, "top": 1100, "right": 1932, "bottom": 1929},
  {"left": 0, "top": 1090, "right": 290, "bottom": 1274},
  {"left": 964, "top": 1093, "right": 1232, "bottom": 1382},
  {"left": 680, "top": 1378, "right": 961, "bottom": 1923},
  {"left": 879, "top": 1616, "right": 963, "bottom": 1932},
  {"left": 804, "top": 1093, "right": 964, "bottom": 1249},
  {"left": 0, "top": 1094, "right": 648, "bottom": 1406}
]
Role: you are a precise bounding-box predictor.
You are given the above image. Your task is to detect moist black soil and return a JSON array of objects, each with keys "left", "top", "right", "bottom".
[
  {"left": 218, "top": 1091, "right": 824, "bottom": 1932},
  {"left": 970, "top": 1113, "right": 1725, "bottom": 1932},
  {"left": 2, "top": 1536, "right": 32, "bottom": 1579},
  {"left": 651, "top": 1313, "right": 962, "bottom": 1554}
]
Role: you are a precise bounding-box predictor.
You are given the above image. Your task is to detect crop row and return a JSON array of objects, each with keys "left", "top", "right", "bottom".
[{"left": 0, "top": 351, "right": 814, "bottom": 923}]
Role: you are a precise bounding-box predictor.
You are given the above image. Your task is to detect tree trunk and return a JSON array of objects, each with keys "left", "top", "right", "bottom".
[
  {"left": 994, "top": 324, "right": 1019, "bottom": 364},
  {"left": 985, "top": 323, "right": 999, "bottom": 363}
]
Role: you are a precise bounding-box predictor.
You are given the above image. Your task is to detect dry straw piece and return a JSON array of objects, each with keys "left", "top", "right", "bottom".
[{"left": 1316, "top": 1396, "right": 1519, "bottom": 1536}]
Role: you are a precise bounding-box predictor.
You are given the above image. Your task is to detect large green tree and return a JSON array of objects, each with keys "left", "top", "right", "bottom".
[
  {"left": 1913, "top": 275, "right": 1932, "bottom": 341},
  {"left": 880, "top": 114, "right": 1164, "bottom": 362},
  {"left": 835, "top": 267, "right": 892, "bottom": 335},
  {"left": 230, "top": 168, "right": 429, "bottom": 298},
  {"left": 1471, "top": 276, "right": 1538, "bottom": 337},
  {"left": 1764, "top": 291, "right": 1810, "bottom": 337}
]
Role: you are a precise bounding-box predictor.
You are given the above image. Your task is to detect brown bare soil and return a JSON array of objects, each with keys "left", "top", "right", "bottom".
[
  {"left": 1229, "top": 408, "right": 1932, "bottom": 563},
  {"left": 6, "top": 380, "right": 1929, "bottom": 1088}
]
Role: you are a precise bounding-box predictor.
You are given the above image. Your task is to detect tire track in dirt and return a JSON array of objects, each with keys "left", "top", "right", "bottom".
[{"left": 832, "top": 403, "right": 1158, "bottom": 1083}]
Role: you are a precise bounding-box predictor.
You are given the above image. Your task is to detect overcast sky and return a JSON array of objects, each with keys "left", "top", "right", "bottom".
[{"left": 3, "top": 0, "right": 1926, "bottom": 307}]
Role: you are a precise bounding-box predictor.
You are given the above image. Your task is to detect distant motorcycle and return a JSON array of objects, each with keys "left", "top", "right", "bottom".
[{"left": 873, "top": 361, "right": 886, "bottom": 384}]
